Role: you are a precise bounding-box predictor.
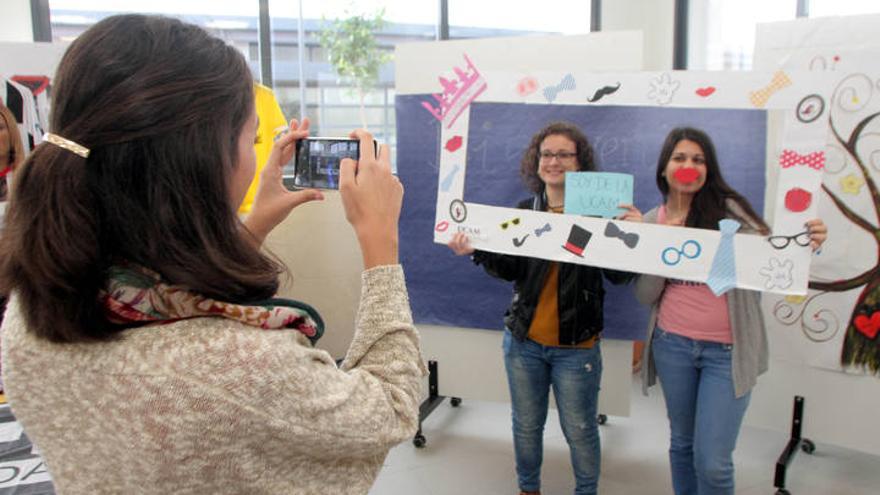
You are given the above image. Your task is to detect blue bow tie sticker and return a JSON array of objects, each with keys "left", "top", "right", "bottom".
[
  {"left": 604, "top": 221, "right": 639, "bottom": 249},
  {"left": 542, "top": 74, "right": 576, "bottom": 103}
]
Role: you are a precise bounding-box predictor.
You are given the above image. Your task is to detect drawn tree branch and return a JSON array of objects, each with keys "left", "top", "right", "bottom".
[{"left": 806, "top": 74, "right": 880, "bottom": 374}]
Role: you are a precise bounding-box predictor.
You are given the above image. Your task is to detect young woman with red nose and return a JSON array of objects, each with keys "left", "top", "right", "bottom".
[{"left": 634, "top": 127, "right": 827, "bottom": 495}]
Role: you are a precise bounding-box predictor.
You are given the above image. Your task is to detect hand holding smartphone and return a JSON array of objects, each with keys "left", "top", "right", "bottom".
[
  {"left": 338, "top": 129, "right": 402, "bottom": 268},
  {"left": 282, "top": 137, "right": 379, "bottom": 190}
]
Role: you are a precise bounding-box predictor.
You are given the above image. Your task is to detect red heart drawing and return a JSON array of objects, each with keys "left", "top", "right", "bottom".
[
  {"left": 854, "top": 311, "right": 880, "bottom": 339},
  {"left": 445, "top": 135, "right": 463, "bottom": 152},
  {"left": 784, "top": 187, "right": 812, "bottom": 212},
  {"left": 696, "top": 86, "right": 716, "bottom": 97}
]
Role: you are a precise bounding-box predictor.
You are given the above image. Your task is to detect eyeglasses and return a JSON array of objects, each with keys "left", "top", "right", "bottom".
[
  {"left": 767, "top": 230, "right": 811, "bottom": 249},
  {"left": 500, "top": 217, "right": 521, "bottom": 230},
  {"left": 539, "top": 151, "right": 577, "bottom": 161}
]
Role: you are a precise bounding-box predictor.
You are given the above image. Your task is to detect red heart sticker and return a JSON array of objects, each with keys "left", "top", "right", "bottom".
[
  {"left": 854, "top": 311, "right": 880, "bottom": 339},
  {"left": 784, "top": 187, "right": 812, "bottom": 212},
  {"left": 696, "top": 86, "right": 716, "bottom": 97},
  {"left": 673, "top": 168, "right": 700, "bottom": 184},
  {"left": 445, "top": 135, "right": 463, "bottom": 152}
]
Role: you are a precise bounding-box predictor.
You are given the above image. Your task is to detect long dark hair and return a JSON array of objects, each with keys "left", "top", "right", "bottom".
[
  {"left": 0, "top": 14, "right": 282, "bottom": 342},
  {"left": 656, "top": 127, "right": 769, "bottom": 234},
  {"left": 520, "top": 121, "right": 596, "bottom": 194}
]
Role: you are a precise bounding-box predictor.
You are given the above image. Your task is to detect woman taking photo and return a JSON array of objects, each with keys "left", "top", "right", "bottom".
[
  {"left": 0, "top": 14, "right": 424, "bottom": 494},
  {"left": 635, "top": 127, "right": 827, "bottom": 495}
]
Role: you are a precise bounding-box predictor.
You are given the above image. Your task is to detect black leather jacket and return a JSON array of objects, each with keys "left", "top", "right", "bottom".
[{"left": 472, "top": 195, "right": 634, "bottom": 345}]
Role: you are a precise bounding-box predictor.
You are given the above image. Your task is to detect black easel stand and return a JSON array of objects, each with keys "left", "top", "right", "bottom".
[
  {"left": 413, "top": 360, "right": 461, "bottom": 448},
  {"left": 774, "top": 395, "right": 816, "bottom": 495}
]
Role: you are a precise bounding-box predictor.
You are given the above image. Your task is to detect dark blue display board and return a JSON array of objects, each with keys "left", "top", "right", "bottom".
[{"left": 396, "top": 96, "right": 767, "bottom": 340}]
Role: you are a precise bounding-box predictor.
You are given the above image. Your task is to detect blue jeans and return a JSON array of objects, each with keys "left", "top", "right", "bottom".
[
  {"left": 651, "top": 327, "right": 751, "bottom": 495},
  {"left": 502, "top": 330, "right": 602, "bottom": 495}
]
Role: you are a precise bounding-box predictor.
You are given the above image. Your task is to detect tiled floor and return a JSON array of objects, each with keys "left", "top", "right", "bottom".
[{"left": 370, "top": 381, "right": 880, "bottom": 495}]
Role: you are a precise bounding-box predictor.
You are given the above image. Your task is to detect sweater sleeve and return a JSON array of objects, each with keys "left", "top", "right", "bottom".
[
  {"left": 633, "top": 206, "right": 666, "bottom": 306},
  {"left": 323, "top": 264, "right": 428, "bottom": 455},
  {"left": 212, "top": 265, "right": 427, "bottom": 460},
  {"left": 634, "top": 274, "right": 665, "bottom": 306}
]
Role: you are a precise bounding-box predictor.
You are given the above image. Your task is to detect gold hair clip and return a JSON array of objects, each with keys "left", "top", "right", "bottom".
[{"left": 44, "top": 133, "right": 90, "bottom": 158}]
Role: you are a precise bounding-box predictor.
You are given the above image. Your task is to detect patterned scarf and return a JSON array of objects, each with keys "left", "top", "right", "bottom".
[{"left": 100, "top": 263, "right": 323, "bottom": 343}]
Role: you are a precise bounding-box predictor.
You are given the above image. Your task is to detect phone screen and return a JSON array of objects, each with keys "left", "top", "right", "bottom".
[{"left": 285, "top": 138, "right": 361, "bottom": 190}]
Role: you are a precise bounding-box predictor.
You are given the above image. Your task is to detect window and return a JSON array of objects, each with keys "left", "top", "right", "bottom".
[
  {"left": 809, "top": 0, "right": 880, "bottom": 17},
  {"left": 688, "top": 0, "right": 796, "bottom": 70},
  {"left": 49, "top": 0, "right": 259, "bottom": 44},
  {"left": 448, "top": 0, "right": 591, "bottom": 37},
  {"left": 266, "top": 0, "right": 436, "bottom": 145}
]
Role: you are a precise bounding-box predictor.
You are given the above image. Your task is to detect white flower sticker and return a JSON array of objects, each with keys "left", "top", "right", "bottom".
[
  {"left": 647, "top": 72, "right": 680, "bottom": 106},
  {"left": 759, "top": 257, "right": 794, "bottom": 290}
]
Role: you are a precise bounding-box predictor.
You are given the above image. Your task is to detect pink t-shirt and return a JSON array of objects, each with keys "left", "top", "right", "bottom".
[{"left": 655, "top": 205, "right": 733, "bottom": 344}]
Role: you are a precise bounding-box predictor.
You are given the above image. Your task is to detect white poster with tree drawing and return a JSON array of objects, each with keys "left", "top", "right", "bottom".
[{"left": 755, "top": 15, "right": 880, "bottom": 376}]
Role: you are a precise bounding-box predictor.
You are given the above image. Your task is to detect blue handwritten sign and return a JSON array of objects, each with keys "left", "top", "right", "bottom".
[{"left": 563, "top": 171, "right": 634, "bottom": 218}]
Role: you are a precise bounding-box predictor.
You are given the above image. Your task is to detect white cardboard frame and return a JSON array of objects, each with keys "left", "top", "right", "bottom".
[{"left": 425, "top": 62, "right": 834, "bottom": 295}]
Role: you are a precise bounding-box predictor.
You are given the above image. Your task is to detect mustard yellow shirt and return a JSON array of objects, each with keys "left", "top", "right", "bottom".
[
  {"left": 238, "top": 83, "right": 287, "bottom": 214},
  {"left": 527, "top": 205, "right": 596, "bottom": 348}
]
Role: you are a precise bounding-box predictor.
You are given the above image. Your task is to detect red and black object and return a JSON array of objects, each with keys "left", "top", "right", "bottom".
[{"left": 563, "top": 224, "right": 593, "bottom": 257}]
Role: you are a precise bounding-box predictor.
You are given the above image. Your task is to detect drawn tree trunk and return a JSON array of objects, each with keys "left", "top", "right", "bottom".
[{"left": 807, "top": 74, "right": 880, "bottom": 374}]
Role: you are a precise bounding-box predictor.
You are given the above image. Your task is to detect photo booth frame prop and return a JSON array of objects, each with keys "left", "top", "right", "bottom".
[{"left": 428, "top": 61, "right": 834, "bottom": 295}]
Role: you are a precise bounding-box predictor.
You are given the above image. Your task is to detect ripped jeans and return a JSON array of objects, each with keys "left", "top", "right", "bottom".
[{"left": 503, "top": 330, "right": 603, "bottom": 495}]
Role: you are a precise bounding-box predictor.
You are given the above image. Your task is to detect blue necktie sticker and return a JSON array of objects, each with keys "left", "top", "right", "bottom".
[
  {"left": 706, "top": 219, "right": 741, "bottom": 296},
  {"left": 440, "top": 164, "right": 460, "bottom": 193}
]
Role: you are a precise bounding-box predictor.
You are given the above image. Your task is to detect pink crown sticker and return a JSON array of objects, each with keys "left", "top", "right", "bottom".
[{"left": 421, "top": 53, "right": 487, "bottom": 129}]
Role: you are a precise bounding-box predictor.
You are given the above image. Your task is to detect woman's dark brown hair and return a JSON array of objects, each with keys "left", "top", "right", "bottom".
[
  {"left": 656, "top": 127, "right": 770, "bottom": 234},
  {"left": 520, "top": 121, "right": 596, "bottom": 194},
  {"left": 0, "top": 14, "right": 281, "bottom": 342}
]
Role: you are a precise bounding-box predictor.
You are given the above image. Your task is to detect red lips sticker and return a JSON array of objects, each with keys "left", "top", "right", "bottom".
[
  {"left": 516, "top": 77, "right": 538, "bottom": 96},
  {"left": 696, "top": 86, "right": 716, "bottom": 97},
  {"left": 445, "top": 135, "right": 463, "bottom": 152},
  {"left": 435, "top": 221, "right": 449, "bottom": 233},
  {"left": 784, "top": 187, "right": 812, "bottom": 212},
  {"left": 854, "top": 311, "right": 880, "bottom": 339},
  {"left": 673, "top": 168, "right": 700, "bottom": 184}
]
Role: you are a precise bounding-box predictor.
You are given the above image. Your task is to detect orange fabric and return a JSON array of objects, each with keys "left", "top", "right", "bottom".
[
  {"left": 527, "top": 262, "right": 561, "bottom": 346},
  {"left": 526, "top": 204, "right": 595, "bottom": 349}
]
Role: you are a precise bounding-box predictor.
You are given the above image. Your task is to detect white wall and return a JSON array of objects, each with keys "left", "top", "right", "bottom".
[
  {"left": 1, "top": 0, "right": 33, "bottom": 43},
  {"left": 601, "top": 0, "right": 675, "bottom": 71}
]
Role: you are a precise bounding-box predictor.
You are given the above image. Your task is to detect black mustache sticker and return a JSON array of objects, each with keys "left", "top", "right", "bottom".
[{"left": 587, "top": 82, "right": 621, "bottom": 102}]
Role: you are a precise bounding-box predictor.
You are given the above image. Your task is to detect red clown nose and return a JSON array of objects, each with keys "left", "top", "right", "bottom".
[{"left": 673, "top": 168, "right": 700, "bottom": 184}]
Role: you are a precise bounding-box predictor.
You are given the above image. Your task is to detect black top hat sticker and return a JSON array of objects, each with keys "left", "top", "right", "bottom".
[{"left": 563, "top": 224, "right": 593, "bottom": 257}]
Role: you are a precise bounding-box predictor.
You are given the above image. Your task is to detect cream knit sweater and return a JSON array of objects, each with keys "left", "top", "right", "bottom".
[{"left": 2, "top": 265, "right": 426, "bottom": 494}]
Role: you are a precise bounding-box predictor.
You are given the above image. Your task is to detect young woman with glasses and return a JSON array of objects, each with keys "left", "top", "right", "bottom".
[{"left": 447, "top": 121, "right": 639, "bottom": 495}]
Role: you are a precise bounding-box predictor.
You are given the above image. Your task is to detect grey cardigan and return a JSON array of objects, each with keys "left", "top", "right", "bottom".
[{"left": 635, "top": 205, "right": 769, "bottom": 398}]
